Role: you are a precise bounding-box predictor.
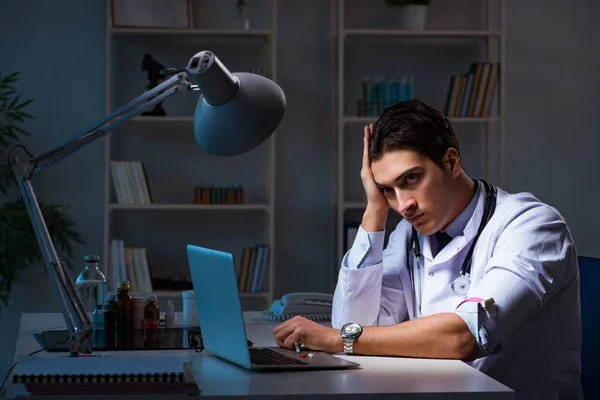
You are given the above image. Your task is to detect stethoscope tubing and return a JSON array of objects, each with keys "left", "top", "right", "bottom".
[{"left": 407, "top": 180, "right": 497, "bottom": 318}]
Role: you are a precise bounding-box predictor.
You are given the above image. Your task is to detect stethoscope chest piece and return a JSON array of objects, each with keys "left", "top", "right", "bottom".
[{"left": 451, "top": 274, "right": 471, "bottom": 298}]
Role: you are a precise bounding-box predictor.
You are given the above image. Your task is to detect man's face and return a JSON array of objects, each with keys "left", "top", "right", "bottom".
[{"left": 371, "top": 149, "right": 457, "bottom": 236}]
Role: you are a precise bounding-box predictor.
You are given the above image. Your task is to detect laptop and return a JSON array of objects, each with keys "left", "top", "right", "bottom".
[{"left": 186, "top": 244, "right": 361, "bottom": 371}]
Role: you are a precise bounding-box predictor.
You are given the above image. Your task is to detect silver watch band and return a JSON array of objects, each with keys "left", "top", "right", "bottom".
[{"left": 343, "top": 339, "right": 354, "bottom": 355}]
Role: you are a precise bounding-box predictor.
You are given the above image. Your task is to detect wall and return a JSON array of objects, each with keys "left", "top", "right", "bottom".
[
  {"left": 504, "top": 0, "right": 600, "bottom": 258},
  {"left": 1, "top": 0, "right": 599, "bottom": 390},
  {"left": 0, "top": 0, "right": 107, "bottom": 384},
  {"left": 0, "top": 0, "right": 336, "bottom": 383}
]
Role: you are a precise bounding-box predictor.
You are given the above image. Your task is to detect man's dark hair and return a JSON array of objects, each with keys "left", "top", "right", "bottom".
[{"left": 369, "top": 100, "right": 460, "bottom": 169}]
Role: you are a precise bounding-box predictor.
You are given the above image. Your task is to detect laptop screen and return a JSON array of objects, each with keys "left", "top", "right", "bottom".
[{"left": 186, "top": 245, "right": 252, "bottom": 369}]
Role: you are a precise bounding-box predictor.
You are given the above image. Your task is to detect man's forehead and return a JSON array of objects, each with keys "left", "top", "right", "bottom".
[{"left": 371, "top": 150, "right": 428, "bottom": 184}]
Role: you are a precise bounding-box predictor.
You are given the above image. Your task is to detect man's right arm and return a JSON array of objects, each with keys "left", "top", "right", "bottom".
[
  {"left": 331, "top": 219, "right": 409, "bottom": 329},
  {"left": 361, "top": 205, "right": 388, "bottom": 232}
]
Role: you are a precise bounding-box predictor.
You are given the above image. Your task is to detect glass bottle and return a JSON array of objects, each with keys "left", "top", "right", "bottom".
[
  {"left": 75, "top": 255, "right": 108, "bottom": 314},
  {"left": 103, "top": 293, "right": 116, "bottom": 330},
  {"left": 115, "top": 281, "right": 133, "bottom": 330},
  {"left": 143, "top": 295, "right": 160, "bottom": 331},
  {"left": 92, "top": 304, "right": 105, "bottom": 330}
]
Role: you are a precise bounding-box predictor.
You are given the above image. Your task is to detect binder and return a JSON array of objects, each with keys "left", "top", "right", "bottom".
[{"left": 11, "top": 355, "right": 200, "bottom": 396}]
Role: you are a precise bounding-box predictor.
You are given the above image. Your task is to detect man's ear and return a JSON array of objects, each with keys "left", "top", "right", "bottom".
[{"left": 444, "top": 148, "right": 462, "bottom": 177}]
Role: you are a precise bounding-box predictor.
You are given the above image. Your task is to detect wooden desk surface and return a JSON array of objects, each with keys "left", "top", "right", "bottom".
[{"left": 5, "top": 311, "right": 514, "bottom": 399}]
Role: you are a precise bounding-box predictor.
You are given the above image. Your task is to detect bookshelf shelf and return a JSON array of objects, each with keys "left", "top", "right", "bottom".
[
  {"left": 104, "top": 1, "right": 279, "bottom": 310},
  {"left": 343, "top": 202, "right": 367, "bottom": 210},
  {"left": 130, "top": 116, "right": 194, "bottom": 123},
  {"left": 110, "top": 28, "right": 271, "bottom": 38},
  {"left": 109, "top": 204, "right": 270, "bottom": 211},
  {"left": 134, "top": 290, "right": 269, "bottom": 299},
  {"left": 343, "top": 29, "right": 501, "bottom": 38},
  {"left": 333, "top": 0, "right": 506, "bottom": 279},
  {"left": 343, "top": 116, "right": 502, "bottom": 124}
]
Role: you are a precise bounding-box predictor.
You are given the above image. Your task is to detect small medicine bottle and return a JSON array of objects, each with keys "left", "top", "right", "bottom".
[
  {"left": 103, "top": 293, "right": 116, "bottom": 330},
  {"left": 132, "top": 296, "right": 146, "bottom": 330},
  {"left": 115, "top": 281, "right": 133, "bottom": 330},
  {"left": 144, "top": 295, "right": 160, "bottom": 331},
  {"left": 165, "top": 300, "right": 176, "bottom": 328},
  {"left": 92, "top": 304, "right": 105, "bottom": 330}
]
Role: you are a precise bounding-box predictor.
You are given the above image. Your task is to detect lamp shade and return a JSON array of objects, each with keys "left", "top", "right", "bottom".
[{"left": 193, "top": 72, "right": 286, "bottom": 156}]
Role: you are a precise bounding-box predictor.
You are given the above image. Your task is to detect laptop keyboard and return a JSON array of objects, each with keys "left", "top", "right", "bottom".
[{"left": 249, "top": 347, "right": 309, "bottom": 365}]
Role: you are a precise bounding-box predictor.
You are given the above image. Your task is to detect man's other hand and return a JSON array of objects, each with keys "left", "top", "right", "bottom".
[{"left": 272, "top": 316, "right": 342, "bottom": 353}]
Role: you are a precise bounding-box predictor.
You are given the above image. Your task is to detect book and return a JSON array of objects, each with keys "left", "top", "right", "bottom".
[{"left": 11, "top": 355, "right": 199, "bottom": 396}]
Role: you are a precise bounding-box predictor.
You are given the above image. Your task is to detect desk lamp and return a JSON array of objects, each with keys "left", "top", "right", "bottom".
[{"left": 8, "top": 51, "right": 286, "bottom": 355}]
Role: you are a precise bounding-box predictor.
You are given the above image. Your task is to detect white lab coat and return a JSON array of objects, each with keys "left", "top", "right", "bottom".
[{"left": 332, "top": 184, "right": 582, "bottom": 400}]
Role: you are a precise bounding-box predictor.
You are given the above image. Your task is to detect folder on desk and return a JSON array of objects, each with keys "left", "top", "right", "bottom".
[{"left": 11, "top": 355, "right": 200, "bottom": 396}]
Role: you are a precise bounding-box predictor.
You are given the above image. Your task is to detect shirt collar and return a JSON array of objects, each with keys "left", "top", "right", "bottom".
[{"left": 441, "top": 180, "right": 481, "bottom": 239}]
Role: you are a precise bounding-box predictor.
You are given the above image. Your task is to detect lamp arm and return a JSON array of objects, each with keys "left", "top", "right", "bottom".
[
  {"left": 23, "top": 72, "right": 194, "bottom": 179},
  {"left": 15, "top": 171, "right": 92, "bottom": 355},
  {"left": 7, "top": 71, "right": 194, "bottom": 356}
]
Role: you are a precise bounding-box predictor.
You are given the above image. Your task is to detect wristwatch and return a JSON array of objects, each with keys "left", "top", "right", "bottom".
[{"left": 340, "top": 322, "right": 363, "bottom": 355}]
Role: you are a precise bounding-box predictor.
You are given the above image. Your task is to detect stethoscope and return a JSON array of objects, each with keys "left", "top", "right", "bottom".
[{"left": 407, "top": 179, "right": 497, "bottom": 318}]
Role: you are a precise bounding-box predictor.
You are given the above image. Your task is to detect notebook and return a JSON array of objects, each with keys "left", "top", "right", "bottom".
[
  {"left": 11, "top": 355, "right": 199, "bottom": 396},
  {"left": 186, "top": 244, "right": 361, "bottom": 371}
]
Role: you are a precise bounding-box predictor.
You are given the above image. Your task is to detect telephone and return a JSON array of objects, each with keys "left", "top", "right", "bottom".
[{"left": 260, "top": 292, "right": 333, "bottom": 322}]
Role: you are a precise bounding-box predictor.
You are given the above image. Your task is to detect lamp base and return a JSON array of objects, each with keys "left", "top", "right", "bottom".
[{"left": 67, "top": 330, "right": 93, "bottom": 356}]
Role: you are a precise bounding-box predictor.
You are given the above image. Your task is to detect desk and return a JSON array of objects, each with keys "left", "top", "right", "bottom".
[{"left": 6, "top": 312, "right": 513, "bottom": 399}]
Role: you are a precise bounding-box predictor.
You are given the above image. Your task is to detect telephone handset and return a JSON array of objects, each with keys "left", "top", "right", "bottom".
[{"left": 260, "top": 292, "right": 333, "bottom": 322}]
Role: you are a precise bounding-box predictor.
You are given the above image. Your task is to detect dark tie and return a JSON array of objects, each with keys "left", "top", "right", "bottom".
[{"left": 434, "top": 231, "right": 453, "bottom": 257}]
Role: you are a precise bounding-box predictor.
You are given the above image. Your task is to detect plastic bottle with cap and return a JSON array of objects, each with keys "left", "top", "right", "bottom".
[{"left": 165, "top": 300, "right": 176, "bottom": 328}]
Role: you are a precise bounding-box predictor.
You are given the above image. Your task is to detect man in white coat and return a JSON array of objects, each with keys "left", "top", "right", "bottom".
[{"left": 272, "top": 100, "right": 582, "bottom": 399}]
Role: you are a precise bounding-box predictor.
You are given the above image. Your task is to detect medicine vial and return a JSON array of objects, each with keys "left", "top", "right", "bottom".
[
  {"left": 144, "top": 295, "right": 160, "bottom": 331},
  {"left": 115, "top": 281, "right": 133, "bottom": 330},
  {"left": 103, "top": 293, "right": 117, "bottom": 330},
  {"left": 132, "top": 297, "right": 146, "bottom": 330},
  {"left": 165, "top": 300, "right": 176, "bottom": 328},
  {"left": 92, "top": 304, "right": 105, "bottom": 330}
]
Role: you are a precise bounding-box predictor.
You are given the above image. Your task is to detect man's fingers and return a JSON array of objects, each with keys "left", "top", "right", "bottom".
[
  {"left": 283, "top": 331, "right": 303, "bottom": 350},
  {"left": 272, "top": 319, "right": 291, "bottom": 336},
  {"left": 273, "top": 325, "right": 296, "bottom": 348},
  {"left": 362, "top": 125, "right": 370, "bottom": 169}
]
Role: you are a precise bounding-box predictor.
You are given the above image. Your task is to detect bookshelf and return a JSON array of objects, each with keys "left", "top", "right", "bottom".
[
  {"left": 102, "top": 0, "right": 278, "bottom": 310},
  {"left": 332, "top": 0, "right": 505, "bottom": 276}
]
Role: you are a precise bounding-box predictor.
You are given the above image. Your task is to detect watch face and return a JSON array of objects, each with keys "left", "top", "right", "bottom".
[{"left": 342, "top": 322, "right": 361, "bottom": 337}]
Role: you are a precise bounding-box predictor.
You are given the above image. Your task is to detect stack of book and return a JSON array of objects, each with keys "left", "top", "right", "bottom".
[
  {"left": 109, "top": 239, "right": 153, "bottom": 294},
  {"left": 110, "top": 160, "right": 152, "bottom": 204},
  {"left": 444, "top": 62, "right": 500, "bottom": 118},
  {"left": 357, "top": 76, "right": 415, "bottom": 116},
  {"left": 236, "top": 244, "right": 270, "bottom": 293}
]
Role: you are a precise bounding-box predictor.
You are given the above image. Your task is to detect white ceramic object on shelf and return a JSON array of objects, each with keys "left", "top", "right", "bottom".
[{"left": 399, "top": 5, "right": 428, "bottom": 30}]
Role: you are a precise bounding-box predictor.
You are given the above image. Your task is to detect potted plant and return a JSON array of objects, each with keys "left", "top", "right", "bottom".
[
  {"left": 385, "top": 0, "right": 431, "bottom": 31},
  {"left": 0, "top": 70, "right": 84, "bottom": 315}
]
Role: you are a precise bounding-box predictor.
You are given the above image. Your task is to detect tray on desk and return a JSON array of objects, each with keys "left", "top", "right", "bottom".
[{"left": 33, "top": 327, "right": 203, "bottom": 352}]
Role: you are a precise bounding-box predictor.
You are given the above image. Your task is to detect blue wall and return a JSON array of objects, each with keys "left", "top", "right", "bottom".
[{"left": 0, "top": 0, "right": 106, "bottom": 383}]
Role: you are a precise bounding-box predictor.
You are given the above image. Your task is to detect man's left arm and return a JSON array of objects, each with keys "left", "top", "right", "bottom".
[
  {"left": 350, "top": 312, "right": 480, "bottom": 360},
  {"left": 336, "top": 202, "right": 577, "bottom": 360}
]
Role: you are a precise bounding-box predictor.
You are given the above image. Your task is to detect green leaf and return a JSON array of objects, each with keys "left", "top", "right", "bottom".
[
  {"left": 3, "top": 72, "right": 19, "bottom": 84},
  {"left": 8, "top": 94, "right": 20, "bottom": 111},
  {"left": 0, "top": 69, "right": 83, "bottom": 315},
  {"left": 15, "top": 98, "right": 33, "bottom": 111},
  {"left": 11, "top": 124, "right": 29, "bottom": 136}
]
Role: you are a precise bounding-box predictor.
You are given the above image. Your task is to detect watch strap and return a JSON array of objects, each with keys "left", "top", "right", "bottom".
[{"left": 343, "top": 338, "right": 356, "bottom": 355}]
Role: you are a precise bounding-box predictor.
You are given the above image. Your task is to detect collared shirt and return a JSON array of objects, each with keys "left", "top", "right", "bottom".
[
  {"left": 433, "top": 181, "right": 481, "bottom": 255},
  {"left": 332, "top": 183, "right": 582, "bottom": 400}
]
